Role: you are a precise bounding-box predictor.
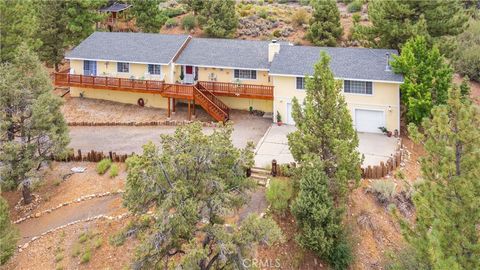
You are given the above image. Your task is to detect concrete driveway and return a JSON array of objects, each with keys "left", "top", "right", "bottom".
[
  {"left": 68, "top": 113, "right": 271, "bottom": 154},
  {"left": 254, "top": 124, "right": 398, "bottom": 168}
]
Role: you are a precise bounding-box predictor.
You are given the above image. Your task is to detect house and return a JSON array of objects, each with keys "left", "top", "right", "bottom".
[{"left": 55, "top": 32, "right": 403, "bottom": 133}]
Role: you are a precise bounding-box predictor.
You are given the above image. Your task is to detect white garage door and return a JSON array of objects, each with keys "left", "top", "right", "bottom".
[{"left": 355, "top": 109, "right": 385, "bottom": 133}]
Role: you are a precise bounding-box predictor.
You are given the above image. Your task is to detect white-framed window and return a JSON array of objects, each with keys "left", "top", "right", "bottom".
[
  {"left": 148, "top": 64, "right": 162, "bottom": 75},
  {"left": 344, "top": 80, "right": 373, "bottom": 95},
  {"left": 234, "top": 69, "right": 257, "bottom": 80},
  {"left": 117, "top": 62, "right": 130, "bottom": 73},
  {"left": 296, "top": 77, "right": 305, "bottom": 90}
]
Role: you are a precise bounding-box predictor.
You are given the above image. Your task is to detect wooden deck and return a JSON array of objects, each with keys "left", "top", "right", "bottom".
[
  {"left": 54, "top": 72, "right": 273, "bottom": 100},
  {"left": 54, "top": 71, "right": 274, "bottom": 122}
]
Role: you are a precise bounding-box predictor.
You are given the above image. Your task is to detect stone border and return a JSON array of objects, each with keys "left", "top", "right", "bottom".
[
  {"left": 17, "top": 212, "right": 131, "bottom": 252},
  {"left": 68, "top": 119, "right": 219, "bottom": 127},
  {"left": 13, "top": 190, "right": 124, "bottom": 224}
]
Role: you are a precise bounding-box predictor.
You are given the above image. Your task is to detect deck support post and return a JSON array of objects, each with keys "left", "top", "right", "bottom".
[
  {"left": 192, "top": 99, "right": 196, "bottom": 118},
  {"left": 167, "top": 97, "right": 171, "bottom": 119},
  {"left": 172, "top": 98, "right": 176, "bottom": 114},
  {"left": 188, "top": 100, "right": 191, "bottom": 121}
]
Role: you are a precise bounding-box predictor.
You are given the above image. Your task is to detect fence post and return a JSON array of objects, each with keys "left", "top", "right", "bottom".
[{"left": 271, "top": 159, "right": 277, "bottom": 177}]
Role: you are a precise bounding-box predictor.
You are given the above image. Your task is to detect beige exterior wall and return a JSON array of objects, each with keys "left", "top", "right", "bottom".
[
  {"left": 272, "top": 76, "right": 400, "bottom": 132},
  {"left": 173, "top": 65, "right": 272, "bottom": 86},
  {"left": 70, "top": 87, "right": 169, "bottom": 109},
  {"left": 217, "top": 96, "right": 273, "bottom": 112},
  {"left": 70, "top": 60, "right": 171, "bottom": 82}
]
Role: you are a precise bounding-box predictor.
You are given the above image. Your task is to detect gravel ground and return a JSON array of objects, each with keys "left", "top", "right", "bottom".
[{"left": 68, "top": 113, "right": 271, "bottom": 154}]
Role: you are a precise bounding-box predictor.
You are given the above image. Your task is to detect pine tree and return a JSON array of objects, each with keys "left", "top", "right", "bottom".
[
  {"left": 291, "top": 160, "right": 352, "bottom": 270},
  {"left": 357, "top": 0, "right": 467, "bottom": 51},
  {"left": 0, "top": 196, "right": 18, "bottom": 265},
  {"left": 405, "top": 87, "right": 480, "bottom": 269},
  {"left": 123, "top": 123, "right": 282, "bottom": 269},
  {"left": 0, "top": 0, "right": 41, "bottom": 63},
  {"left": 129, "top": 0, "right": 167, "bottom": 33},
  {"left": 0, "top": 45, "right": 69, "bottom": 204},
  {"left": 306, "top": 0, "right": 343, "bottom": 46},
  {"left": 36, "top": 0, "right": 104, "bottom": 71},
  {"left": 201, "top": 0, "right": 238, "bottom": 38},
  {"left": 391, "top": 36, "right": 453, "bottom": 125},
  {"left": 180, "top": 0, "right": 204, "bottom": 15},
  {"left": 288, "top": 52, "right": 362, "bottom": 204}
]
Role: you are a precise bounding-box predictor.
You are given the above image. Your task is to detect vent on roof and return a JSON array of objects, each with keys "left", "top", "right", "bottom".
[{"left": 385, "top": 53, "right": 391, "bottom": 72}]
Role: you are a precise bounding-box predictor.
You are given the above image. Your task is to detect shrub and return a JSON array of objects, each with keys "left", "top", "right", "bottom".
[
  {"left": 279, "top": 163, "right": 296, "bottom": 177},
  {"left": 347, "top": 0, "right": 362, "bottom": 13},
  {"left": 367, "top": 180, "right": 396, "bottom": 204},
  {"left": 165, "top": 18, "right": 178, "bottom": 28},
  {"left": 327, "top": 235, "right": 354, "bottom": 270},
  {"left": 80, "top": 248, "right": 91, "bottom": 264},
  {"left": 453, "top": 20, "right": 480, "bottom": 82},
  {"left": 266, "top": 179, "right": 293, "bottom": 214},
  {"left": 299, "top": 0, "right": 310, "bottom": 6},
  {"left": 109, "top": 164, "right": 119, "bottom": 178},
  {"left": 257, "top": 8, "right": 268, "bottom": 19},
  {"left": 55, "top": 253, "right": 64, "bottom": 263},
  {"left": 96, "top": 159, "right": 112, "bottom": 175},
  {"left": 164, "top": 7, "right": 185, "bottom": 18},
  {"left": 0, "top": 197, "right": 18, "bottom": 265},
  {"left": 291, "top": 9, "right": 309, "bottom": 27},
  {"left": 181, "top": 14, "right": 196, "bottom": 31}
]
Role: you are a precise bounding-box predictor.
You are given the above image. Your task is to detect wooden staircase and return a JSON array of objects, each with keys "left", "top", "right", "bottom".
[{"left": 195, "top": 84, "right": 230, "bottom": 122}]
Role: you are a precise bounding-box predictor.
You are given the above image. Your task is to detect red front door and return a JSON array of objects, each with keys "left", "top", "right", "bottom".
[{"left": 185, "top": 65, "right": 193, "bottom": 74}]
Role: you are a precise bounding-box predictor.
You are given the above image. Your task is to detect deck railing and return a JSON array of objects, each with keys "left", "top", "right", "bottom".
[
  {"left": 54, "top": 72, "right": 274, "bottom": 100},
  {"left": 198, "top": 81, "right": 273, "bottom": 100}
]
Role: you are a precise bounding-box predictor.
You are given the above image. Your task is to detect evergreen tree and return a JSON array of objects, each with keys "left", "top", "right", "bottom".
[
  {"left": 0, "top": 0, "right": 41, "bottom": 63},
  {"left": 180, "top": 0, "right": 204, "bottom": 15},
  {"left": 291, "top": 160, "right": 352, "bottom": 270},
  {"left": 288, "top": 52, "right": 362, "bottom": 203},
  {"left": 453, "top": 19, "right": 480, "bottom": 82},
  {"left": 36, "top": 0, "right": 105, "bottom": 71},
  {"left": 358, "top": 0, "right": 467, "bottom": 51},
  {"left": 129, "top": 0, "right": 167, "bottom": 33},
  {"left": 391, "top": 36, "right": 453, "bottom": 125},
  {"left": 201, "top": 0, "right": 238, "bottom": 38},
  {"left": 0, "top": 196, "right": 18, "bottom": 265},
  {"left": 405, "top": 87, "right": 480, "bottom": 269},
  {"left": 0, "top": 45, "right": 69, "bottom": 204},
  {"left": 306, "top": 0, "right": 343, "bottom": 46},
  {"left": 123, "top": 123, "right": 283, "bottom": 269}
]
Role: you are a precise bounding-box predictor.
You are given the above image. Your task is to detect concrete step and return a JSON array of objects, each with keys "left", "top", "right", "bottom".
[
  {"left": 251, "top": 167, "right": 270, "bottom": 175},
  {"left": 256, "top": 178, "right": 270, "bottom": 187},
  {"left": 250, "top": 173, "right": 268, "bottom": 180}
]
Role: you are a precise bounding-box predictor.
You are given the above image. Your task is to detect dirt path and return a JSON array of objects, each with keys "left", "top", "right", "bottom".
[
  {"left": 16, "top": 195, "right": 121, "bottom": 245},
  {"left": 237, "top": 187, "right": 268, "bottom": 223}
]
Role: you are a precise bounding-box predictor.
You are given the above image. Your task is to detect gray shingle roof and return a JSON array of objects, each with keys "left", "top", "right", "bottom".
[
  {"left": 175, "top": 38, "right": 271, "bottom": 70},
  {"left": 270, "top": 45, "right": 404, "bottom": 83},
  {"left": 99, "top": 3, "right": 131, "bottom": 12},
  {"left": 66, "top": 32, "right": 189, "bottom": 64}
]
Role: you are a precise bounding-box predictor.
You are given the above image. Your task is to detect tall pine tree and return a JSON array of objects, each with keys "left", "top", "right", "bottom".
[
  {"left": 289, "top": 52, "right": 361, "bottom": 269},
  {"left": 391, "top": 36, "right": 453, "bottom": 125},
  {"left": 0, "top": 45, "right": 69, "bottom": 203},
  {"left": 306, "top": 0, "right": 342, "bottom": 46},
  {"left": 404, "top": 87, "right": 480, "bottom": 269},
  {"left": 357, "top": 0, "right": 467, "bottom": 51},
  {"left": 0, "top": 0, "right": 41, "bottom": 63},
  {"left": 129, "top": 0, "right": 167, "bottom": 33},
  {"left": 36, "top": 0, "right": 105, "bottom": 71},
  {"left": 201, "top": 0, "right": 238, "bottom": 38}
]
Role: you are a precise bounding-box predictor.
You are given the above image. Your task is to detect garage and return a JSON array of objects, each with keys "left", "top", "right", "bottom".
[{"left": 355, "top": 109, "right": 385, "bottom": 133}]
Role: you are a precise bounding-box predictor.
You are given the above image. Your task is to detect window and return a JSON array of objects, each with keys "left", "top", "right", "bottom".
[
  {"left": 344, "top": 80, "right": 373, "bottom": 95},
  {"left": 234, "top": 69, "right": 257, "bottom": 80},
  {"left": 296, "top": 77, "right": 305, "bottom": 90},
  {"left": 83, "top": 60, "right": 97, "bottom": 76},
  {"left": 117, "top": 62, "right": 129, "bottom": 73},
  {"left": 148, "top": 64, "right": 161, "bottom": 75}
]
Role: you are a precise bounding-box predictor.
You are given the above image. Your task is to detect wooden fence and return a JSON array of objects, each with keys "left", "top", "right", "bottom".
[
  {"left": 53, "top": 149, "right": 131, "bottom": 163},
  {"left": 361, "top": 139, "right": 403, "bottom": 179}
]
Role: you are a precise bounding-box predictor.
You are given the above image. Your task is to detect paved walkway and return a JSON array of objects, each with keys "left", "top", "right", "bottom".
[
  {"left": 254, "top": 124, "right": 398, "bottom": 168},
  {"left": 16, "top": 195, "right": 121, "bottom": 245}
]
